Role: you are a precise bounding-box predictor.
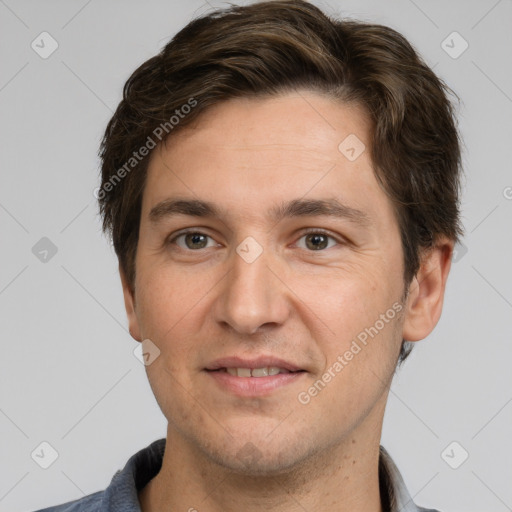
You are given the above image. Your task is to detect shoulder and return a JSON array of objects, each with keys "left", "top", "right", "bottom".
[
  {"left": 32, "top": 490, "right": 104, "bottom": 511},
  {"left": 31, "top": 439, "right": 166, "bottom": 512}
]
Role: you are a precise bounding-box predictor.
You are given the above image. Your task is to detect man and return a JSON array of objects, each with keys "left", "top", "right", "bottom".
[{"left": 36, "top": 1, "right": 462, "bottom": 510}]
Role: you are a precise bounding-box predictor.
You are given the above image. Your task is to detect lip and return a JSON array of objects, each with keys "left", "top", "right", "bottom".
[
  {"left": 205, "top": 356, "right": 303, "bottom": 372},
  {"left": 206, "top": 369, "right": 306, "bottom": 397},
  {"left": 204, "top": 355, "right": 306, "bottom": 397}
]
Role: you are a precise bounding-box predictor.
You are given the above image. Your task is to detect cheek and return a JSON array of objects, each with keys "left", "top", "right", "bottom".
[
  {"left": 288, "top": 259, "right": 400, "bottom": 332},
  {"left": 287, "top": 259, "right": 404, "bottom": 391},
  {"left": 136, "top": 263, "right": 207, "bottom": 332},
  {"left": 135, "top": 270, "right": 210, "bottom": 416},
  {"left": 308, "top": 304, "right": 402, "bottom": 409},
  {"left": 135, "top": 272, "right": 190, "bottom": 362}
]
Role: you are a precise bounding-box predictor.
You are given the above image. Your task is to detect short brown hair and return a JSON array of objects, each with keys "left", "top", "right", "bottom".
[{"left": 98, "top": 0, "right": 463, "bottom": 363}]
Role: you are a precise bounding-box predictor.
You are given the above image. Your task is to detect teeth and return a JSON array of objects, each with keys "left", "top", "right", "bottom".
[
  {"left": 251, "top": 367, "right": 268, "bottom": 377},
  {"left": 224, "top": 367, "right": 289, "bottom": 377}
]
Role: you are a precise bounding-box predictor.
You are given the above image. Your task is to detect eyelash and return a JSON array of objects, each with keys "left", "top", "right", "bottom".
[{"left": 167, "top": 228, "right": 344, "bottom": 251}]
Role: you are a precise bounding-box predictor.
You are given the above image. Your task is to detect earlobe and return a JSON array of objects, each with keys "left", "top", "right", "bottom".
[
  {"left": 402, "top": 239, "right": 454, "bottom": 342},
  {"left": 119, "top": 265, "right": 142, "bottom": 342}
]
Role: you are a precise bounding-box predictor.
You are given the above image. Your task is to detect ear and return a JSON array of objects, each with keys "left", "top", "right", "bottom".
[
  {"left": 120, "top": 265, "right": 142, "bottom": 342},
  {"left": 402, "top": 238, "right": 454, "bottom": 342}
]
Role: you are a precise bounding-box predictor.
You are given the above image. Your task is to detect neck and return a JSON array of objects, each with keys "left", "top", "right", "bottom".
[{"left": 139, "top": 428, "right": 384, "bottom": 512}]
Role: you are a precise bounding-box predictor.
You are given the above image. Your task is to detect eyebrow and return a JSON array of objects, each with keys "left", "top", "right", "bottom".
[{"left": 149, "top": 197, "right": 370, "bottom": 227}]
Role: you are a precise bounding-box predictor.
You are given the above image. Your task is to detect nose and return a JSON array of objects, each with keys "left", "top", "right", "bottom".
[{"left": 212, "top": 246, "right": 291, "bottom": 335}]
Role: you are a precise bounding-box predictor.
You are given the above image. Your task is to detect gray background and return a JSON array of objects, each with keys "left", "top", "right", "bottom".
[{"left": 1, "top": 0, "right": 511, "bottom": 511}]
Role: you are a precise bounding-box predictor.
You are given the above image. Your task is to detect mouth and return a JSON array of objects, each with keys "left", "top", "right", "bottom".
[
  {"left": 207, "top": 367, "right": 305, "bottom": 378},
  {"left": 205, "top": 355, "right": 305, "bottom": 373},
  {"left": 204, "top": 357, "right": 307, "bottom": 396}
]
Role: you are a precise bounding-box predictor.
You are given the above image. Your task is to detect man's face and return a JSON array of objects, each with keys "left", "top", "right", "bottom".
[{"left": 125, "top": 91, "right": 408, "bottom": 473}]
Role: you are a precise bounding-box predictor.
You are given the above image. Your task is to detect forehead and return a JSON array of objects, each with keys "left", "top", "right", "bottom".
[
  {"left": 142, "top": 91, "right": 392, "bottom": 228},
  {"left": 160, "top": 92, "right": 371, "bottom": 164}
]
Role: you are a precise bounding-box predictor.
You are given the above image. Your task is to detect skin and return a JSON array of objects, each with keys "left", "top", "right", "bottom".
[{"left": 120, "top": 91, "right": 453, "bottom": 512}]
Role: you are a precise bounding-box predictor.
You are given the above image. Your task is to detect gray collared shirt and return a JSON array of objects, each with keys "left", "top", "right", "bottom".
[{"left": 34, "top": 439, "right": 440, "bottom": 512}]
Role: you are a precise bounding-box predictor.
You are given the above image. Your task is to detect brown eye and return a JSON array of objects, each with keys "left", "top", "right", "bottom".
[
  {"left": 306, "top": 233, "right": 328, "bottom": 250},
  {"left": 173, "top": 232, "right": 215, "bottom": 250},
  {"left": 296, "top": 231, "right": 339, "bottom": 251},
  {"left": 185, "top": 233, "right": 208, "bottom": 249}
]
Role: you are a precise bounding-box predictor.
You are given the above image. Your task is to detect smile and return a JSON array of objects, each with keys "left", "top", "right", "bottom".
[
  {"left": 205, "top": 368, "right": 306, "bottom": 396},
  {"left": 219, "top": 367, "right": 295, "bottom": 377}
]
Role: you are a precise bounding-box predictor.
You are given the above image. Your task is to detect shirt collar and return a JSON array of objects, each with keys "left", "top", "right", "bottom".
[{"left": 379, "top": 445, "right": 430, "bottom": 512}]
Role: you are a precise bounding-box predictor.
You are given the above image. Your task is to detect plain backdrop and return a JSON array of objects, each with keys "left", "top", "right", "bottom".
[{"left": 1, "top": 1, "right": 511, "bottom": 511}]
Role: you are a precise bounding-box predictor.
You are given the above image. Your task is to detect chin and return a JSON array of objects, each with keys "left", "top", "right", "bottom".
[{"left": 204, "top": 436, "right": 318, "bottom": 477}]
